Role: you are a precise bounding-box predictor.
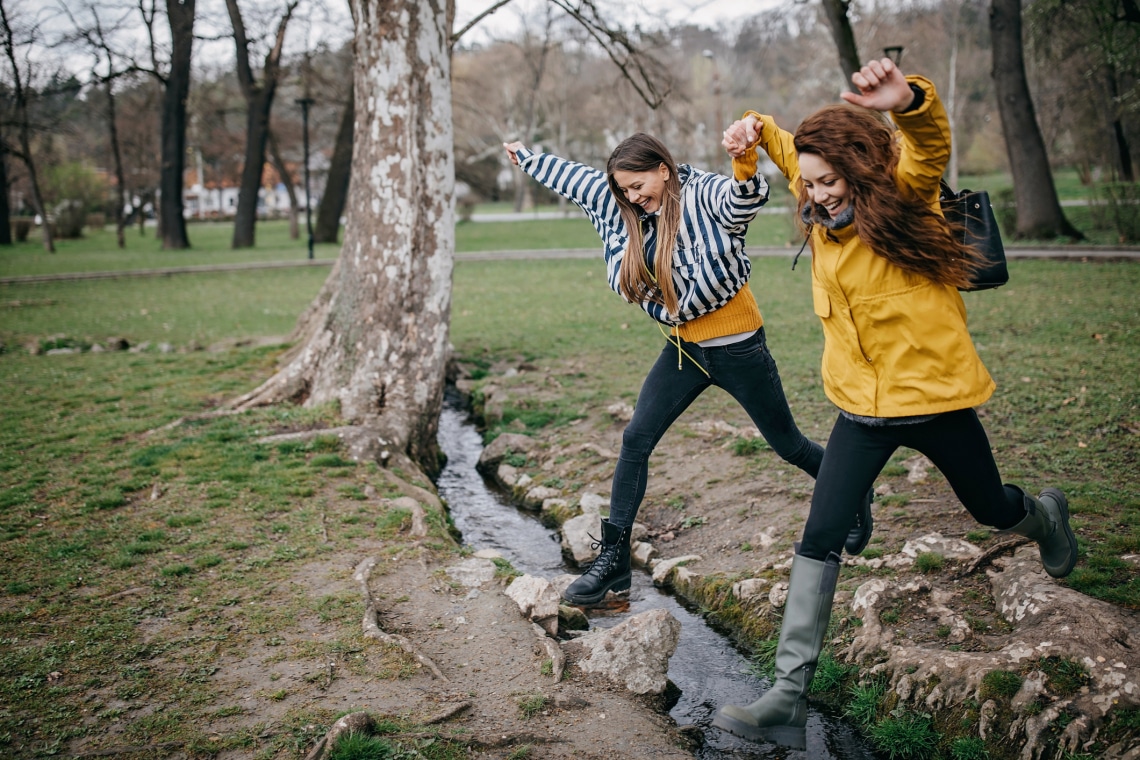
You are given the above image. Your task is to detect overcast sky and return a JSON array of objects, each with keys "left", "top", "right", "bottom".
[{"left": 453, "top": 0, "right": 782, "bottom": 43}]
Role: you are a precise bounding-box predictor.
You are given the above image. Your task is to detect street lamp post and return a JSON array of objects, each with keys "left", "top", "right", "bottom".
[
  {"left": 295, "top": 96, "right": 315, "bottom": 260},
  {"left": 883, "top": 46, "right": 905, "bottom": 64}
]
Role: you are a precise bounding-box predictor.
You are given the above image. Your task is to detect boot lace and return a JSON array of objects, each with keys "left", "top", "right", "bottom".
[{"left": 584, "top": 533, "right": 618, "bottom": 577}]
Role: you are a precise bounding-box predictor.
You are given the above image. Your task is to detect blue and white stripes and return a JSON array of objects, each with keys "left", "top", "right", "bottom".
[{"left": 515, "top": 147, "right": 769, "bottom": 326}]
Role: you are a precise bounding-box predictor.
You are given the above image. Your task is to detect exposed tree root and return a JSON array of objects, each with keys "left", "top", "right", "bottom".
[
  {"left": 955, "top": 537, "right": 1032, "bottom": 578},
  {"left": 143, "top": 408, "right": 243, "bottom": 437},
  {"left": 463, "top": 732, "right": 565, "bottom": 748},
  {"left": 423, "top": 700, "right": 471, "bottom": 724},
  {"left": 353, "top": 557, "right": 448, "bottom": 681}
]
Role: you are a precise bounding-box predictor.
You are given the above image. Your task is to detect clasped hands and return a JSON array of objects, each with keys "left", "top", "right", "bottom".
[{"left": 720, "top": 57, "right": 915, "bottom": 159}]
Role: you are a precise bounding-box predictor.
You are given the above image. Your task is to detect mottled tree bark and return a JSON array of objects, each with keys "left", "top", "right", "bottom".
[{"left": 231, "top": 0, "right": 454, "bottom": 478}]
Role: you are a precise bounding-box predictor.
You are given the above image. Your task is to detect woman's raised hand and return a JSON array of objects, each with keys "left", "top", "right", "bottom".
[
  {"left": 722, "top": 114, "right": 761, "bottom": 158},
  {"left": 840, "top": 58, "right": 915, "bottom": 113},
  {"left": 503, "top": 141, "right": 524, "bottom": 167}
]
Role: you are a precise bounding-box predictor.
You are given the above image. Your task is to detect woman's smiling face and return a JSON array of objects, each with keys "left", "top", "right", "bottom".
[
  {"left": 612, "top": 164, "right": 670, "bottom": 214},
  {"left": 798, "top": 152, "right": 850, "bottom": 218}
]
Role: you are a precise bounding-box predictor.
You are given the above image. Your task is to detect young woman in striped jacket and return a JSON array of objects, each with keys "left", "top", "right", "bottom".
[{"left": 503, "top": 133, "right": 873, "bottom": 606}]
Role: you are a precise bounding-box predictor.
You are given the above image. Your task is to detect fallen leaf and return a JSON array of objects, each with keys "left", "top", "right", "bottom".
[
  {"left": 1062, "top": 397, "right": 1076, "bottom": 405},
  {"left": 1092, "top": 333, "right": 1105, "bottom": 342},
  {"left": 1078, "top": 441, "right": 1087, "bottom": 448},
  {"left": 1021, "top": 376, "right": 1032, "bottom": 383}
]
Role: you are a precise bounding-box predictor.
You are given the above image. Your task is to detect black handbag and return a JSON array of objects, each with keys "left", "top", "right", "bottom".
[{"left": 939, "top": 180, "right": 1009, "bottom": 291}]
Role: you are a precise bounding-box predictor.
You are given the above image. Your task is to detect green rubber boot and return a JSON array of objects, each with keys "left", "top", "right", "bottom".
[
  {"left": 999, "top": 486, "right": 1077, "bottom": 579},
  {"left": 712, "top": 552, "right": 840, "bottom": 750}
]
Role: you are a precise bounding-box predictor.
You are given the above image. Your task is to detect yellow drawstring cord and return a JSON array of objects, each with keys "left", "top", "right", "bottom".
[
  {"left": 656, "top": 321, "right": 709, "bottom": 376},
  {"left": 636, "top": 227, "right": 710, "bottom": 377}
]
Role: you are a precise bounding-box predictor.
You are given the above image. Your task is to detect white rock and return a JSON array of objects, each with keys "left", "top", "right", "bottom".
[
  {"left": 504, "top": 574, "right": 561, "bottom": 637},
  {"left": 444, "top": 558, "right": 497, "bottom": 588},
  {"left": 564, "top": 609, "right": 681, "bottom": 694},
  {"left": 578, "top": 492, "right": 608, "bottom": 516},
  {"left": 732, "top": 577, "right": 771, "bottom": 604},
  {"left": 651, "top": 555, "right": 702, "bottom": 585}
]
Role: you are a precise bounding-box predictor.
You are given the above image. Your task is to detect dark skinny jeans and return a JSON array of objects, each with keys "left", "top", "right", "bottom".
[
  {"left": 798, "top": 408, "right": 1026, "bottom": 561},
  {"left": 607, "top": 327, "right": 823, "bottom": 529}
]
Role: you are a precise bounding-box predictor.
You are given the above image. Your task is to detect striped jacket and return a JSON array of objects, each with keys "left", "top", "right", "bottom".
[{"left": 514, "top": 146, "right": 769, "bottom": 326}]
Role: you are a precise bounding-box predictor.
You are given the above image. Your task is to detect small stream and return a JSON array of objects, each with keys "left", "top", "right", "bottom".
[{"left": 437, "top": 393, "right": 881, "bottom": 759}]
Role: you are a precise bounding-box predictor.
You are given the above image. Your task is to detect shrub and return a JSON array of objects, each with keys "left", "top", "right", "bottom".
[
  {"left": 1095, "top": 182, "right": 1140, "bottom": 243},
  {"left": 10, "top": 216, "right": 33, "bottom": 241},
  {"left": 979, "top": 669, "right": 1023, "bottom": 701},
  {"left": 517, "top": 692, "right": 546, "bottom": 719},
  {"left": 915, "top": 552, "right": 945, "bottom": 574},
  {"left": 950, "top": 736, "right": 990, "bottom": 760},
  {"left": 326, "top": 731, "right": 398, "bottom": 760},
  {"left": 871, "top": 713, "right": 940, "bottom": 759},
  {"left": 846, "top": 678, "right": 887, "bottom": 726}
]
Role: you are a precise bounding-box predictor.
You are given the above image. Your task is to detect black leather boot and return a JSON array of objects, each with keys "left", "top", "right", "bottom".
[
  {"left": 563, "top": 519, "right": 632, "bottom": 606},
  {"left": 845, "top": 489, "right": 874, "bottom": 555}
]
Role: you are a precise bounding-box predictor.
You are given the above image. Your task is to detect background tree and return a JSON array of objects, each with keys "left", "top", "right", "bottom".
[
  {"left": 267, "top": 125, "right": 299, "bottom": 238},
  {"left": 225, "top": 0, "right": 299, "bottom": 249},
  {"left": 990, "top": 0, "right": 1081, "bottom": 238},
  {"left": 138, "top": 0, "right": 196, "bottom": 249},
  {"left": 1026, "top": 0, "right": 1139, "bottom": 182},
  {"left": 59, "top": 1, "right": 136, "bottom": 248},
  {"left": 0, "top": 0, "right": 54, "bottom": 252},
  {"left": 313, "top": 76, "right": 351, "bottom": 243},
  {"left": 231, "top": 0, "right": 455, "bottom": 477},
  {"left": 819, "top": 0, "right": 862, "bottom": 88}
]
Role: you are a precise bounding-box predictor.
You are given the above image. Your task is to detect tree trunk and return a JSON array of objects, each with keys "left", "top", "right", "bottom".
[
  {"left": 230, "top": 0, "right": 455, "bottom": 479},
  {"left": 820, "top": 0, "right": 862, "bottom": 90},
  {"left": 159, "top": 0, "right": 193, "bottom": 250},
  {"left": 0, "top": 1, "right": 53, "bottom": 252},
  {"left": 989, "top": 0, "right": 1082, "bottom": 239},
  {"left": 106, "top": 79, "right": 128, "bottom": 249},
  {"left": 1105, "top": 65, "right": 1134, "bottom": 183},
  {"left": 226, "top": 0, "right": 296, "bottom": 250},
  {"left": 0, "top": 145, "right": 10, "bottom": 246},
  {"left": 268, "top": 128, "right": 300, "bottom": 239},
  {"left": 232, "top": 90, "right": 272, "bottom": 248},
  {"left": 314, "top": 82, "right": 353, "bottom": 244}
]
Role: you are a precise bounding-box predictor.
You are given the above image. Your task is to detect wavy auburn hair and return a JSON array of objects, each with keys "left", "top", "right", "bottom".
[
  {"left": 607, "top": 133, "right": 683, "bottom": 315},
  {"left": 793, "top": 104, "right": 985, "bottom": 288}
]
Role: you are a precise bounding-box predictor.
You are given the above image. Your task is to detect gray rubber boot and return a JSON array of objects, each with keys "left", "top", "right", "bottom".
[
  {"left": 712, "top": 552, "right": 841, "bottom": 750},
  {"left": 562, "top": 519, "right": 632, "bottom": 606},
  {"left": 845, "top": 489, "right": 874, "bottom": 555},
  {"left": 999, "top": 486, "right": 1077, "bottom": 579}
]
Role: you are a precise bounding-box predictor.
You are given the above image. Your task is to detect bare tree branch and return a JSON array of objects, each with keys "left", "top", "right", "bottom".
[
  {"left": 451, "top": 0, "right": 514, "bottom": 45},
  {"left": 546, "top": 0, "right": 671, "bottom": 108}
]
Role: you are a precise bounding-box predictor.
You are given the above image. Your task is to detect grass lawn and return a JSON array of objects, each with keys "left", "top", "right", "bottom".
[{"left": 0, "top": 215, "right": 1137, "bottom": 755}]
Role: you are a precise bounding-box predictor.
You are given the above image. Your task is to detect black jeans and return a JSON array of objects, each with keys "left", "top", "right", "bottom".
[
  {"left": 607, "top": 327, "right": 823, "bottom": 528},
  {"left": 798, "top": 408, "right": 1026, "bottom": 560}
]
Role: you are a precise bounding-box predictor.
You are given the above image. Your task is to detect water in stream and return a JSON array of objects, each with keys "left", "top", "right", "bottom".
[{"left": 437, "top": 396, "right": 881, "bottom": 759}]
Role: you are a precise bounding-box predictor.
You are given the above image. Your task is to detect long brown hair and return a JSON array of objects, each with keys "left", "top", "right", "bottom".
[
  {"left": 793, "top": 104, "right": 985, "bottom": 288},
  {"left": 607, "top": 133, "right": 683, "bottom": 315}
]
